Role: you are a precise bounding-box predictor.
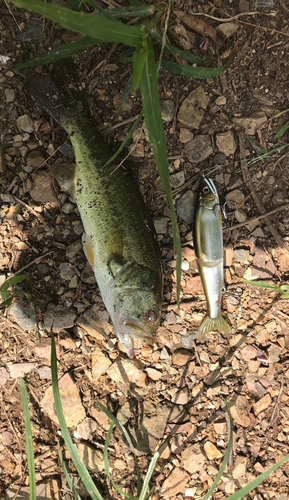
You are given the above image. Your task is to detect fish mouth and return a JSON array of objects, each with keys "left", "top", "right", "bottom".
[{"left": 122, "top": 317, "right": 154, "bottom": 340}]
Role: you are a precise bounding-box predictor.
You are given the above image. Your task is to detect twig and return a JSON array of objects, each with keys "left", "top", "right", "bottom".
[
  {"left": 4, "top": 0, "right": 22, "bottom": 30},
  {"left": 279, "top": 0, "right": 289, "bottom": 15},
  {"left": 192, "top": 340, "right": 203, "bottom": 367},
  {"left": 223, "top": 203, "right": 289, "bottom": 232},
  {"left": 109, "top": 126, "right": 144, "bottom": 174},
  {"left": 102, "top": 115, "right": 139, "bottom": 135},
  {"left": 34, "top": 145, "right": 61, "bottom": 172},
  {"left": 88, "top": 42, "right": 118, "bottom": 78},
  {"left": 238, "top": 131, "right": 289, "bottom": 257},
  {"left": 223, "top": 408, "right": 233, "bottom": 466},
  {"left": 270, "top": 377, "right": 284, "bottom": 424},
  {"left": 191, "top": 10, "right": 276, "bottom": 22},
  {"left": 9, "top": 194, "right": 50, "bottom": 229},
  {"left": 11, "top": 250, "right": 54, "bottom": 276},
  {"left": 91, "top": 440, "right": 114, "bottom": 452}
]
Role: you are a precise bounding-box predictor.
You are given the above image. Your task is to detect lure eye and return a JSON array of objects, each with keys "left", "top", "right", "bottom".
[
  {"left": 203, "top": 186, "right": 210, "bottom": 194},
  {"left": 146, "top": 311, "right": 155, "bottom": 323}
]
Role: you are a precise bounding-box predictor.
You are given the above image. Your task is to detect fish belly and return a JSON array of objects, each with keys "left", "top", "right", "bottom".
[{"left": 198, "top": 261, "right": 223, "bottom": 319}]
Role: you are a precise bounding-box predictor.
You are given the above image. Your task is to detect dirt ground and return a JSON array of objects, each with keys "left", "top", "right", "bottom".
[{"left": 1, "top": 0, "right": 289, "bottom": 498}]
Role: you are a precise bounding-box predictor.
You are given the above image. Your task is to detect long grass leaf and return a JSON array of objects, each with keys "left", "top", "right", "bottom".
[
  {"left": 20, "top": 378, "right": 36, "bottom": 500},
  {"left": 13, "top": 36, "right": 100, "bottom": 69},
  {"left": 273, "top": 120, "right": 289, "bottom": 140},
  {"left": 132, "top": 36, "right": 148, "bottom": 94},
  {"left": 1, "top": 275, "right": 28, "bottom": 292},
  {"left": 104, "top": 110, "right": 143, "bottom": 167},
  {"left": 151, "top": 28, "right": 204, "bottom": 64},
  {"left": 162, "top": 60, "right": 225, "bottom": 78},
  {"left": 59, "top": 449, "right": 82, "bottom": 500},
  {"left": 9, "top": 0, "right": 143, "bottom": 47},
  {"left": 98, "top": 5, "right": 155, "bottom": 18},
  {"left": 247, "top": 137, "right": 267, "bottom": 155},
  {"left": 247, "top": 143, "right": 289, "bottom": 165},
  {"left": 50, "top": 333, "right": 105, "bottom": 500},
  {"left": 243, "top": 280, "right": 277, "bottom": 289},
  {"left": 140, "top": 38, "right": 181, "bottom": 304},
  {"left": 226, "top": 452, "right": 289, "bottom": 500}
]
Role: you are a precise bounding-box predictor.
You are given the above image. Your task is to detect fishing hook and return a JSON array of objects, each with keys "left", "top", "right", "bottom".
[
  {"left": 221, "top": 200, "right": 237, "bottom": 228},
  {"left": 221, "top": 286, "right": 241, "bottom": 306}
]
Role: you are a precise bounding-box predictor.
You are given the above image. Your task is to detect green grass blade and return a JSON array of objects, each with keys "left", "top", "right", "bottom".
[
  {"left": 20, "top": 378, "right": 36, "bottom": 500},
  {"left": 104, "top": 110, "right": 143, "bottom": 167},
  {"left": 226, "top": 452, "right": 289, "bottom": 500},
  {"left": 0, "top": 297, "right": 13, "bottom": 310},
  {"left": 247, "top": 137, "right": 267, "bottom": 155},
  {"left": 59, "top": 449, "right": 82, "bottom": 500},
  {"left": 122, "top": 75, "right": 133, "bottom": 102},
  {"left": 273, "top": 120, "right": 289, "bottom": 140},
  {"left": 13, "top": 36, "right": 100, "bottom": 69},
  {"left": 1, "top": 275, "right": 28, "bottom": 292},
  {"left": 132, "top": 36, "right": 148, "bottom": 94},
  {"left": 50, "top": 333, "right": 105, "bottom": 500},
  {"left": 9, "top": 0, "right": 143, "bottom": 47},
  {"left": 278, "top": 288, "right": 289, "bottom": 298},
  {"left": 103, "top": 422, "right": 137, "bottom": 499},
  {"left": 243, "top": 280, "right": 277, "bottom": 289},
  {"left": 97, "top": 402, "right": 142, "bottom": 495},
  {"left": 138, "top": 437, "right": 173, "bottom": 500},
  {"left": 162, "top": 60, "right": 225, "bottom": 78},
  {"left": 247, "top": 143, "right": 289, "bottom": 165},
  {"left": 151, "top": 28, "right": 204, "bottom": 64},
  {"left": 140, "top": 37, "right": 181, "bottom": 304},
  {"left": 68, "top": 0, "right": 81, "bottom": 11},
  {"left": 99, "top": 5, "right": 155, "bottom": 18}
]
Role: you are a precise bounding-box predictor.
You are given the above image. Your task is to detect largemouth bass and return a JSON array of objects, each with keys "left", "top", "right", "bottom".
[
  {"left": 26, "top": 58, "right": 162, "bottom": 357},
  {"left": 194, "top": 177, "right": 230, "bottom": 336}
]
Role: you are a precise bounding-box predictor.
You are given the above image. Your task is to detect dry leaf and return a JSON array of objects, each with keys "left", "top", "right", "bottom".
[{"left": 174, "top": 11, "right": 217, "bottom": 42}]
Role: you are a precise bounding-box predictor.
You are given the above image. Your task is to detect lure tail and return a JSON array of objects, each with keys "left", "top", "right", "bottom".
[{"left": 198, "top": 313, "right": 231, "bottom": 337}]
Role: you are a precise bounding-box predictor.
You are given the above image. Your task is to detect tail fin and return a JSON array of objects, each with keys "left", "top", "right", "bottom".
[
  {"left": 25, "top": 57, "right": 89, "bottom": 127},
  {"left": 197, "top": 313, "right": 231, "bottom": 337}
]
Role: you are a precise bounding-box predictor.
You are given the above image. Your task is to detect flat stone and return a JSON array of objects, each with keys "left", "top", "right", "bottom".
[
  {"left": 9, "top": 362, "right": 37, "bottom": 379},
  {"left": 214, "top": 422, "right": 227, "bottom": 434},
  {"left": 41, "top": 373, "right": 86, "bottom": 427},
  {"left": 130, "top": 414, "right": 167, "bottom": 453},
  {"left": 179, "top": 128, "right": 194, "bottom": 143},
  {"left": 62, "top": 202, "right": 75, "bottom": 214},
  {"left": 154, "top": 216, "right": 168, "bottom": 234},
  {"left": 172, "top": 349, "right": 193, "bottom": 366},
  {"left": 9, "top": 301, "right": 37, "bottom": 331},
  {"left": 161, "top": 468, "right": 189, "bottom": 497},
  {"left": 78, "top": 443, "right": 104, "bottom": 472},
  {"left": 253, "top": 393, "right": 271, "bottom": 415},
  {"left": 170, "top": 171, "right": 185, "bottom": 189},
  {"left": 216, "top": 130, "right": 237, "bottom": 156},
  {"left": 16, "top": 114, "right": 34, "bottom": 133},
  {"left": 235, "top": 209, "right": 259, "bottom": 232},
  {"left": 68, "top": 275, "right": 78, "bottom": 288},
  {"left": 185, "top": 135, "right": 213, "bottom": 163},
  {"left": 204, "top": 441, "right": 222, "bottom": 459},
  {"left": 183, "top": 275, "right": 203, "bottom": 294},
  {"left": 66, "top": 240, "right": 82, "bottom": 260},
  {"left": 30, "top": 171, "right": 59, "bottom": 204},
  {"left": 232, "top": 111, "right": 267, "bottom": 135},
  {"left": 91, "top": 346, "right": 112, "bottom": 381},
  {"left": 178, "top": 86, "right": 210, "bottom": 129},
  {"left": 5, "top": 481, "right": 57, "bottom": 500},
  {"left": 234, "top": 248, "right": 250, "bottom": 262},
  {"left": 5, "top": 88, "right": 15, "bottom": 103},
  {"left": 44, "top": 304, "right": 76, "bottom": 332},
  {"left": 226, "top": 189, "right": 244, "bottom": 208},
  {"left": 161, "top": 100, "right": 175, "bottom": 122},
  {"left": 213, "top": 152, "right": 227, "bottom": 165},
  {"left": 279, "top": 254, "right": 289, "bottom": 272},
  {"left": 267, "top": 344, "right": 282, "bottom": 364},
  {"left": 26, "top": 150, "right": 45, "bottom": 168},
  {"left": 113, "top": 93, "right": 133, "bottom": 112},
  {"left": 171, "top": 387, "right": 189, "bottom": 405},
  {"left": 38, "top": 366, "right": 52, "bottom": 380},
  {"left": 218, "top": 22, "right": 238, "bottom": 37},
  {"left": 230, "top": 394, "right": 250, "bottom": 427},
  {"left": 35, "top": 338, "right": 62, "bottom": 361},
  {"left": 233, "top": 456, "right": 247, "bottom": 479},
  {"left": 128, "top": 143, "right": 144, "bottom": 158},
  {"left": 145, "top": 367, "right": 162, "bottom": 380},
  {"left": 241, "top": 345, "right": 257, "bottom": 361},
  {"left": 107, "top": 358, "right": 147, "bottom": 388},
  {"left": 91, "top": 406, "right": 111, "bottom": 430},
  {"left": 215, "top": 96, "right": 226, "bottom": 105},
  {"left": 0, "top": 367, "right": 9, "bottom": 386},
  {"left": 76, "top": 418, "right": 98, "bottom": 439},
  {"left": 116, "top": 401, "right": 134, "bottom": 425},
  {"left": 182, "top": 442, "right": 206, "bottom": 473},
  {"left": 182, "top": 246, "right": 196, "bottom": 263},
  {"left": 59, "top": 262, "right": 75, "bottom": 281},
  {"left": 17, "top": 19, "right": 46, "bottom": 42},
  {"left": 176, "top": 190, "right": 197, "bottom": 224}
]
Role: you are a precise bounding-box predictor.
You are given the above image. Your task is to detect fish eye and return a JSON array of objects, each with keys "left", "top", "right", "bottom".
[
  {"left": 146, "top": 311, "right": 155, "bottom": 323},
  {"left": 203, "top": 186, "right": 210, "bottom": 194}
]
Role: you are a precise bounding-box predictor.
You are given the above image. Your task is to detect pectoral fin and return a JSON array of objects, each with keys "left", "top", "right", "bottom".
[
  {"left": 82, "top": 233, "right": 95, "bottom": 267},
  {"left": 49, "top": 164, "right": 75, "bottom": 196}
]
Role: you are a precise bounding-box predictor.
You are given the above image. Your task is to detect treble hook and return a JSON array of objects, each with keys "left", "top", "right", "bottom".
[
  {"left": 221, "top": 200, "right": 237, "bottom": 228},
  {"left": 221, "top": 286, "right": 241, "bottom": 306}
]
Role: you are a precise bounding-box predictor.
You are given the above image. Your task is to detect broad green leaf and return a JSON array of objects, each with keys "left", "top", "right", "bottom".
[
  {"left": 59, "top": 449, "right": 82, "bottom": 500},
  {"left": 0, "top": 291, "right": 12, "bottom": 300},
  {"left": 151, "top": 28, "right": 204, "bottom": 64},
  {"left": 132, "top": 36, "right": 148, "bottom": 94},
  {"left": 273, "top": 120, "right": 289, "bottom": 140},
  {"left": 99, "top": 5, "right": 155, "bottom": 18},
  {"left": 1, "top": 274, "right": 28, "bottom": 292},
  {"left": 50, "top": 333, "right": 105, "bottom": 500},
  {"left": 13, "top": 36, "right": 100, "bottom": 69},
  {"left": 226, "top": 452, "right": 289, "bottom": 500},
  {"left": 280, "top": 284, "right": 289, "bottom": 290},
  {"left": 104, "top": 110, "right": 143, "bottom": 167},
  {"left": 247, "top": 137, "right": 267, "bottom": 155},
  {"left": 140, "top": 38, "right": 181, "bottom": 304},
  {"left": 9, "top": 0, "right": 143, "bottom": 47},
  {"left": 243, "top": 280, "right": 277, "bottom": 289},
  {"left": 162, "top": 60, "right": 225, "bottom": 78},
  {"left": 20, "top": 378, "right": 37, "bottom": 500},
  {"left": 0, "top": 297, "right": 13, "bottom": 310}
]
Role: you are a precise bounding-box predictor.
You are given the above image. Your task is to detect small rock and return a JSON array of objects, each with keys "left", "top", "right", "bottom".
[
  {"left": 204, "top": 441, "right": 222, "bottom": 459},
  {"left": 216, "top": 130, "right": 237, "bottom": 156},
  {"left": 214, "top": 421, "right": 227, "bottom": 434},
  {"left": 230, "top": 394, "right": 250, "bottom": 427},
  {"left": 30, "top": 171, "right": 59, "bottom": 204},
  {"left": 170, "top": 171, "right": 185, "bottom": 188},
  {"left": 161, "top": 100, "right": 175, "bottom": 122},
  {"left": 241, "top": 345, "right": 257, "bottom": 361},
  {"left": 44, "top": 304, "right": 76, "bottom": 332},
  {"left": 91, "top": 406, "right": 111, "bottom": 430},
  {"left": 215, "top": 96, "right": 226, "bottom": 105},
  {"left": 0, "top": 367, "right": 9, "bottom": 386},
  {"left": 181, "top": 260, "right": 190, "bottom": 271},
  {"left": 233, "top": 456, "right": 247, "bottom": 479},
  {"left": 171, "top": 387, "right": 189, "bottom": 405},
  {"left": 76, "top": 418, "right": 98, "bottom": 439},
  {"left": 179, "top": 128, "right": 194, "bottom": 143},
  {"left": 9, "top": 363, "right": 37, "bottom": 379},
  {"left": 68, "top": 275, "right": 78, "bottom": 288},
  {"left": 35, "top": 338, "right": 62, "bottom": 361},
  {"left": 232, "top": 111, "right": 267, "bottom": 135},
  {"left": 9, "top": 301, "right": 37, "bottom": 331},
  {"left": 252, "top": 227, "right": 265, "bottom": 238},
  {"left": 183, "top": 275, "right": 203, "bottom": 294},
  {"left": 234, "top": 248, "right": 249, "bottom": 262},
  {"left": 91, "top": 346, "right": 112, "bottom": 382},
  {"left": 66, "top": 240, "right": 82, "bottom": 260},
  {"left": 107, "top": 358, "right": 147, "bottom": 388},
  {"left": 177, "top": 86, "right": 210, "bottom": 129},
  {"left": 113, "top": 93, "right": 133, "bottom": 112},
  {"left": 154, "top": 216, "right": 168, "bottom": 234},
  {"left": 279, "top": 254, "right": 289, "bottom": 272},
  {"left": 226, "top": 189, "right": 244, "bottom": 208},
  {"left": 161, "top": 468, "right": 189, "bottom": 497},
  {"left": 218, "top": 22, "right": 238, "bottom": 37},
  {"left": 128, "top": 143, "right": 144, "bottom": 157},
  {"left": 116, "top": 401, "right": 134, "bottom": 425},
  {"left": 16, "top": 114, "right": 34, "bottom": 133},
  {"left": 176, "top": 190, "right": 197, "bottom": 224},
  {"left": 2, "top": 431, "right": 13, "bottom": 446},
  {"left": 59, "top": 262, "right": 76, "bottom": 281},
  {"left": 78, "top": 443, "right": 104, "bottom": 472},
  {"left": 213, "top": 152, "right": 227, "bottom": 165},
  {"left": 172, "top": 349, "right": 193, "bottom": 366},
  {"left": 41, "top": 373, "right": 86, "bottom": 427},
  {"left": 182, "top": 442, "right": 206, "bottom": 473},
  {"left": 145, "top": 367, "right": 162, "bottom": 380},
  {"left": 5, "top": 88, "right": 15, "bottom": 103},
  {"left": 235, "top": 208, "right": 259, "bottom": 232},
  {"left": 185, "top": 135, "right": 213, "bottom": 163},
  {"left": 267, "top": 344, "right": 282, "bottom": 364},
  {"left": 253, "top": 393, "right": 271, "bottom": 415},
  {"left": 62, "top": 202, "right": 75, "bottom": 214},
  {"left": 37, "top": 366, "right": 52, "bottom": 380},
  {"left": 17, "top": 19, "right": 46, "bottom": 42},
  {"left": 130, "top": 414, "right": 167, "bottom": 453},
  {"left": 26, "top": 150, "right": 45, "bottom": 168},
  {"left": 0, "top": 193, "right": 15, "bottom": 203}
]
